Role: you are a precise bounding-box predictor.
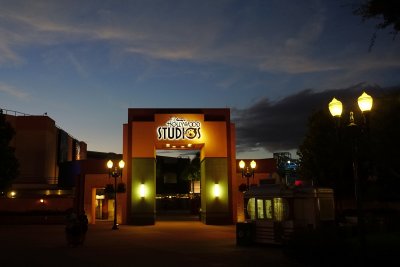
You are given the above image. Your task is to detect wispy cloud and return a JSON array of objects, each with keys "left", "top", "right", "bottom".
[
  {"left": 66, "top": 52, "right": 89, "bottom": 78},
  {"left": 0, "top": 0, "right": 224, "bottom": 64},
  {"left": 0, "top": 29, "right": 24, "bottom": 64},
  {"left": 258, "top": 2, "right": 333, "bottom": 74},
  {"left": 126, "top": 46, "right": 199, "bottom": 61},
  {"left": 0, "top": 82, "right": 29, "bottom": 99},
  {"left": 0, "top": 0, "right": 398, "bottom": 85}
]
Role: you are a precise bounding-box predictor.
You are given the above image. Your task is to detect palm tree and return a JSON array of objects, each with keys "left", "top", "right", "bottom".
[{"left": 184, "top": 152, "right": 200, "bottom": 193}]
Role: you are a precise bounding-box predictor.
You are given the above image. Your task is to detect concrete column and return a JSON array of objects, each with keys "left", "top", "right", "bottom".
[
  {"left": 201, "top": 157, "right": 232, "bottom": 225},
  {"left": 128, "top": 158, "right": 156, "bottom": 225}
]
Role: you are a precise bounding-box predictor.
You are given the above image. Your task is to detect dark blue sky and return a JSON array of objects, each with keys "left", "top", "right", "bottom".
[{"left": 0, "top": 0, "right": 399, "bottom": 158}]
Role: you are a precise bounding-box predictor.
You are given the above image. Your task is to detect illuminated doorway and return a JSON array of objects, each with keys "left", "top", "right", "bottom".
[
  {"left": 95, "top": 188, "right": 106, "bottom": 220},
  {"left": 155, "top": 150, "right": 201, "bottom": 221},
  {"left": 95, "top": 188, "right": 115, "bottom": 221}
]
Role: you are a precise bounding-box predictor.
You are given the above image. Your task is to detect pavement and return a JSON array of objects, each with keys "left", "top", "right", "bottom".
[{"left": 0, "top": 219, "right": 305, "bottom": 267}]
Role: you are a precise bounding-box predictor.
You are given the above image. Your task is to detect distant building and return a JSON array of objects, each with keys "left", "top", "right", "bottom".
[
  {"left": 273, "top": 152, "right": 299, "bottom": 186},
  {"left": 1, "top": 109, "right": 86, "bottom": 217},
  {"left": 235, "top": 158, "right": 279, "bottom": 221},
  {"left": 236, "top": 158, "right": 279, "bottom": 187}
]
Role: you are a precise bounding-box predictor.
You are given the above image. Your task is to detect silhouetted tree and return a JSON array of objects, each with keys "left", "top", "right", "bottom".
[
  {"left": 274, "top": 152, "right": 291, "bottom": 179},
  {"left": 298, "top": 87, "right": 400, "bottom": 202},
  {"left": 181, "top": 152, "right": 200, "bottom": 193},
  {"left": 0, "top": 110, "right": 19, "bottom": 192},
  {"left": 353, "top": 0, "right": 400, "bottom": 50},
  {"left": 297, "top": 109, "right": 353, "bottom": 197},
  {"left": 367, "top": 88, "right": 400, "bottom": 200}
]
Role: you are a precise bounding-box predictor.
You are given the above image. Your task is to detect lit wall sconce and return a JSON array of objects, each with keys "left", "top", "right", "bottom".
[
  {"left": 39, "top": 198, "right": 44, "bottom": 203},
  {"left": 8, "top": 190, "right": 17, "bottom": 198},
  {"left": 213, "top": 183, "right": 221, "bottom": 198},
  {"left": 139, "top": 183, "right": 146, "bottom": 198}
]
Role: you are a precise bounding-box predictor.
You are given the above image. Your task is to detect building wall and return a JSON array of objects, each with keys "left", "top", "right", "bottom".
[
  {"left": 7, "top": 115, "right": 58, "bottom": 184},
  {"left": 0, "top": 197, "right": 73, "bottom": 213},
  {"left": 200, "top": 157, "right": 230, "bottom": 224},
  {"left": 230, "top": 123, "right": 238, "bottom": 223},
  {"left": 4, "top": 114, "right": 87, "bottom": 186},
  {"left": 1, "top": 112, "right": 87, "bottom": 222}
]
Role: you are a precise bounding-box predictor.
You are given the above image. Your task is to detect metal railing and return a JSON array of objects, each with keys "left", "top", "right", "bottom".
[
  {"left": 1, "top": 107, "right": 82, "bottom": 142},
  {"left": 0, "top": 108, "right": 33, "bottom": 116}
]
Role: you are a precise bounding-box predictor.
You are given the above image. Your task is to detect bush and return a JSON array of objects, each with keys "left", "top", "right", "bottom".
[{"left": 283, "top": 226, "right": 351, "bottom": 266}]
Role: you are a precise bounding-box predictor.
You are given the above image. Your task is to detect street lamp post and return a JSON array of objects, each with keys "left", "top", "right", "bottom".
[
  {"left": 239, "top": 160, "right": 256, "bottom": 190},
  {"left": 328, "top": 91, "right": 373, "bottom": 245},
  {"left": 107, "top": 159, "right": 125, "bottom": 230}
]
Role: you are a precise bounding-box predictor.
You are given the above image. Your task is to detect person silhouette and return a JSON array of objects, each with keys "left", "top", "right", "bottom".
[
  {"left": 65, "top": 209, "right": 80, "bottom": 246},
  {"left": 78, "top": 211, "right": 88, "bottom": 244}
]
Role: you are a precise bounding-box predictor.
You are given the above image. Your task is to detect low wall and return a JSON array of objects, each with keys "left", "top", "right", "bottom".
[
  {"left": 0, "top": 197, "right": 74, "bottom": 224},
  {"left": 0, "top": 215, "right": 66, "bottom": 224},
  {"left": 0, "top": 197, "right": 74, "bottom": 212}
]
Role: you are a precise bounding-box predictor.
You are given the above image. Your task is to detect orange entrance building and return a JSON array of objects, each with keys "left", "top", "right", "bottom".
[{"left": 122, "top": 108, "right": 237, "bottom": 225}]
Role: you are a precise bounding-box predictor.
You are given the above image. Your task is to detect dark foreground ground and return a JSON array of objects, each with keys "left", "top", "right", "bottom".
[
  {"left": 1, "top": 218, "right": 399, "bottom": 267},
  {"left": 0, "top": 220, "right": 304, "bottom": 267}
]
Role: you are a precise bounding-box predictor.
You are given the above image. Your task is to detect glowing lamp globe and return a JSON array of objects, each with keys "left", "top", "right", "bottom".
[
  {"left": 358, "top": 92, "right": 373, "bottom": 112},
  {"left": 119, "top": 160, "right": 125, "bottom": 169},
  {"left": 328, "top": 98, "right": 343, "bottom": 117},
  {"left": 107, "top": 160, "right": 113, "bottom": 169},
  {"left": 250, "top": 160, "right": 256, "bottom": 169},
  {"left": 239, "top": 160, "right": 245, "bottom": 169}
]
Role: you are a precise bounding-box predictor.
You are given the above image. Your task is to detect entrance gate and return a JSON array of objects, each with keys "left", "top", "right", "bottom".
[{"left": 122, "top": 108, "right": 237, "bottom": 225}]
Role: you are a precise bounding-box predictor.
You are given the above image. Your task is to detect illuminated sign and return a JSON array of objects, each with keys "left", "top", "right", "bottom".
[{"left": 157, "top": 117, "right": 201, "bottom": 140}]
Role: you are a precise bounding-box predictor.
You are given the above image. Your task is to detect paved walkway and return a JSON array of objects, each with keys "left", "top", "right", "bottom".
[{"left": 0, "top": 221, "right": 304, "bottom": 267}]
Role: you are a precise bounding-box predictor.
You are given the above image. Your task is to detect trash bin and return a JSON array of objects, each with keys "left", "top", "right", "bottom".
[{"left": 236, "top": 222, "right": 255, "bottom": 246}]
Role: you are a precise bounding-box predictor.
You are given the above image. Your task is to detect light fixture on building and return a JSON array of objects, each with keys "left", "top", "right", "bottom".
[
  {"left": 213, "top": 183, "right": 221, "bottom": 198},
  {"left": 139, "top": 184, "right": 146, "bottom": 198},
  {"left": 8, "top": 191, "right": 17, "bottom": 198}
]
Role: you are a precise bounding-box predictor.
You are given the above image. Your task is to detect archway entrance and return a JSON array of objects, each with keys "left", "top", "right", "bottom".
[
  {"left": 155, "top": 149, "right": 201, "bottom": 221},
  {"left": 122, "top": 108, "right": 237, "bottom": 225}
]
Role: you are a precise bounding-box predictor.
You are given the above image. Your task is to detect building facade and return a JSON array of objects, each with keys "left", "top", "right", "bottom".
[
  {"left": 122, "top": 108, "right": 237, "bottom": 225},
  {"left": 1, "top": 109, "right": 86, "bottom": 218},
  {"left": 2, "top": 108, "right": 287, "bottom": 226}
]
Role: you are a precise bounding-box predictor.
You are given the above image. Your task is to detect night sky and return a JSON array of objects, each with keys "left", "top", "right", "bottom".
[{"left": 0, "top": 0, "right": 399, "bottom": 159}]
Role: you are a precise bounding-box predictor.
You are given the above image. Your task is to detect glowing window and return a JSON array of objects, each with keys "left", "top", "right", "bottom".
[
  {"left": 257, "top": 199, "right": 264, "bottom": 219},
  {"left": 246, "top": 198, "right": 256, "bottom": 220},
  {"left": 273, "top": 198, "right": 289, "bottom": 221},
  {"left": 265, "top": 199, "right": 273, "bottom": 219}
]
